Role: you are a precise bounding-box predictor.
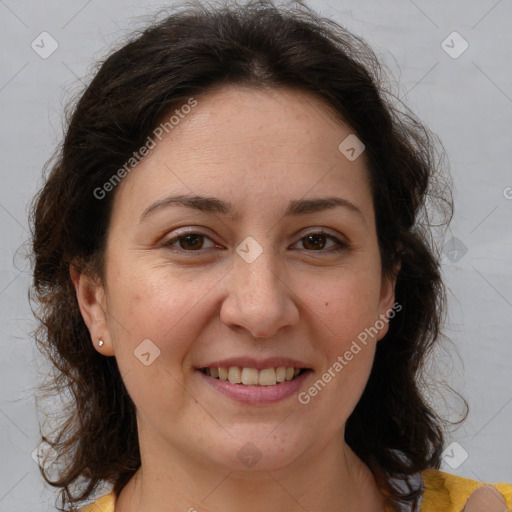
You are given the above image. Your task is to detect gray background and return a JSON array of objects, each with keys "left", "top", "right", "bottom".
[{"left": 1, "top": 0, "right": 511, "bottom": 510}]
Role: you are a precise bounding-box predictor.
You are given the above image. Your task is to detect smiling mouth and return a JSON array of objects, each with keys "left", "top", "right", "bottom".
[{"left": 200, "top": 366, "right": 308, "bottom": 386}]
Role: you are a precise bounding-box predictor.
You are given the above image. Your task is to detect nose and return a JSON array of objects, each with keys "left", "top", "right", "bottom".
[{"left": 219, "top": 246, "right": 300, "bottom": 339}]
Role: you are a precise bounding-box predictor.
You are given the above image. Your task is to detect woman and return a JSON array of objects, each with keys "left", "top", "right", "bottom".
[{"left": 30, "top": 1, "right": 511, "bottom": 511}]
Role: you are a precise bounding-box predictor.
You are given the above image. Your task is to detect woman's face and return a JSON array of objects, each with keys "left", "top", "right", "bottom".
[{"left": 79, "top": 85, "right": 397, "bottom": 474}]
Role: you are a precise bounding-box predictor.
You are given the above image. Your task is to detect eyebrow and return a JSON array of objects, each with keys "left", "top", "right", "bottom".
[{"left": 140, "top": 194, "right": 365, "bottom": 223}]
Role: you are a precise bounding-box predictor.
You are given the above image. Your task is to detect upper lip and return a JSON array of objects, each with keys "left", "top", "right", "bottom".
[{"left": 197, "top": 357, "right": 311, "bottom": 371}]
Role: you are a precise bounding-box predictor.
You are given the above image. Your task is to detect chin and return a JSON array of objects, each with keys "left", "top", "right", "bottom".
[{"left": 204, "top": 427, "right": 307, "bottom": 472}]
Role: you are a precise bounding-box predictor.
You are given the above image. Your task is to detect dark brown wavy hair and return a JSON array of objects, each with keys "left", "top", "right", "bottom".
[{"left": 29, "top": 0, "right": 461, "bottom": 510}]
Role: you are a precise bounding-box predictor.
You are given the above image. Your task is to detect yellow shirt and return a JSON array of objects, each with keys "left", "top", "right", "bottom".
[{"left": 79, "top": 469, "right": 512, "bottom": 511}]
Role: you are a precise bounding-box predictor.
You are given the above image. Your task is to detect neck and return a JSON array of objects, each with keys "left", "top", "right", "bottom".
[{"left": 115, "top": 433, "right": 387, "bottom": 512}]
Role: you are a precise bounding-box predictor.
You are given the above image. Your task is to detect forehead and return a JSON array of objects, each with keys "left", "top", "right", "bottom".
[
  {"left": 111, "top": 85, "right": 374, "bottom": 225},
  {"left": 162, "top": 84, "right": 365, "bottom": 168}
]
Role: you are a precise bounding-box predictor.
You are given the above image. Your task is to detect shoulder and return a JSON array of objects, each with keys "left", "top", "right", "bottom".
[
  {"left": 420, "top": 469, "right": 511, "bottom": 512},
  {"left": 78, "top": 490, "right": 116, "bottom": 512},
  {"left": 74, "top": 473, "right": 512, "bottom": 512}
]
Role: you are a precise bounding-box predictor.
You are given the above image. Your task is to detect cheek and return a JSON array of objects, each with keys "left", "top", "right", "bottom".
[
  {"left": 106, "top": 264, "right": 220, "bottom": 362},
  {"left": 307, "top": 320, "right": 377, "bottom": 425},
  {"left": 105, "top": 270, "right": 210, "bottom": 417},
  {"left": 300, "top": 267, "right": 381, "bottom": 399},
  {"left": 305, "top": 267, "right": 383, "bottom": 339}
]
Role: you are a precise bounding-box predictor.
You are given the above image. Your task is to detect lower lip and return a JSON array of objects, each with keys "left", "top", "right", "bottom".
[{"left": 196, "top": 370, "right": 312, "bottom": 405}]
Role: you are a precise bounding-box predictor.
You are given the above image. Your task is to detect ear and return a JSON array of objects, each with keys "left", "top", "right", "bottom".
[
  {"left": 376, "top": 260, "right": 401, "bottom": 341},
  {"left": 70, "top": 264, "right": 115, "bottom": 356}
]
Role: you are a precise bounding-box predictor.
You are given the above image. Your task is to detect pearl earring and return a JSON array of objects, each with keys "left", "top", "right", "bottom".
[{"left": 98, "top": 339, "right": 104, "bottom": 347}]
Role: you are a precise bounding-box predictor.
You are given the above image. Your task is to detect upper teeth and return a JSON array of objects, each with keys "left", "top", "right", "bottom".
[{"left": 204, "top": 366, "right": 301, "bottom": 386}]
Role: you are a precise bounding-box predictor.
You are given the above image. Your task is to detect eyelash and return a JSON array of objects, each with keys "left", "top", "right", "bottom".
[{"left": 162, "top": 229, "right": 349, "bottom": 255}]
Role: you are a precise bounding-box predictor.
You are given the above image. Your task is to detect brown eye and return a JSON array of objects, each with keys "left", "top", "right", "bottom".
[
  {"left": 296, "top": 231, "right": 348, "bottom": 252},
  {"left": 177, "top": 234, "right": 204, "bottom": 250},
  {"left": 164, "top": 232, "right": 216, "bottom": 252},
  {"left": 302, "top": 234, "right": 328, "bottom": 250}
]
